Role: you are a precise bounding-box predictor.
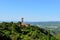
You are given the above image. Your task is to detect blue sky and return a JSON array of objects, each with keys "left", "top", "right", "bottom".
[{"left": 0, "top": 0, "right": 60, "bottom": 22}]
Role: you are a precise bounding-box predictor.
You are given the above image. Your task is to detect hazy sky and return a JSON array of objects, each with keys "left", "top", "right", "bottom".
[{"left": 0, "top": 0, "right": 60, "bottom": 22}]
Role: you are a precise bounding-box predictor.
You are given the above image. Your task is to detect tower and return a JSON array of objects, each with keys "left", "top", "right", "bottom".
[{"left": 21, "top": 17, "right": 24, "bottom": 23}]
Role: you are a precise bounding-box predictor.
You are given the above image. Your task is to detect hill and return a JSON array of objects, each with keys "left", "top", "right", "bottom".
[{"left": 0, "top": 22, "right": 57, "bottom": 40}]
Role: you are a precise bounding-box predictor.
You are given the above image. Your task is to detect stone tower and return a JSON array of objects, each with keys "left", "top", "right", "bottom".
[
  {"left": 21, "top": 17, "right": 24, "bottom": 25},
  {"left": 21, "top": 17, "right": 24, "bottom": 23}
]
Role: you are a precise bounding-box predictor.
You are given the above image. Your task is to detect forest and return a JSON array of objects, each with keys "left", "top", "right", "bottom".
[{"left": 0, "top": 22, "right": 58, "bottom": 40}]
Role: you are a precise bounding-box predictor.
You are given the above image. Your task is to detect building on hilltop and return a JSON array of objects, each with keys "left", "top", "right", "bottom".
[
  {"left": 21, "top": 17, "right": 24, "bottom": 26},
  {"left": 18, "top": 18, "right": 30, "bottom": 27}
]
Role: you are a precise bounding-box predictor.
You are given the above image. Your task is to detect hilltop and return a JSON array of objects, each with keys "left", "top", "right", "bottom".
[{"left": 0, "top": 22, "right": 57, "bottom": 40}]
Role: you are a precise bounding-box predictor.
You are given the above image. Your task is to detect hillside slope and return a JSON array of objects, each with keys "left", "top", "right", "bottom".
[
  {"left": 0, "top": 22, "right": 57, "bottom": 40},
  {"left": 55, "top": 33, "right": 60, "bottom": 40}
]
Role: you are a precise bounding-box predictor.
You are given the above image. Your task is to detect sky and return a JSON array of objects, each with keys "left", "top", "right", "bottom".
[{"left": 0, "top": 0, "right": 60, "bottom": 22}]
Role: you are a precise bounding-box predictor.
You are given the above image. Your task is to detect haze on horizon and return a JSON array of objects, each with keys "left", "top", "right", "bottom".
[{"left": 0, "top": 0, "right": 60, "bottom": 22}]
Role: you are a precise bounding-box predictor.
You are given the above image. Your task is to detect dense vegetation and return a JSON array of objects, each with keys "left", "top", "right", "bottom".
[
  {"left": 0, "top": 22, "right": 57, "bottom": 40},
  {"left": 55, "top": 33, "right": 60, "bottom": 40}
]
